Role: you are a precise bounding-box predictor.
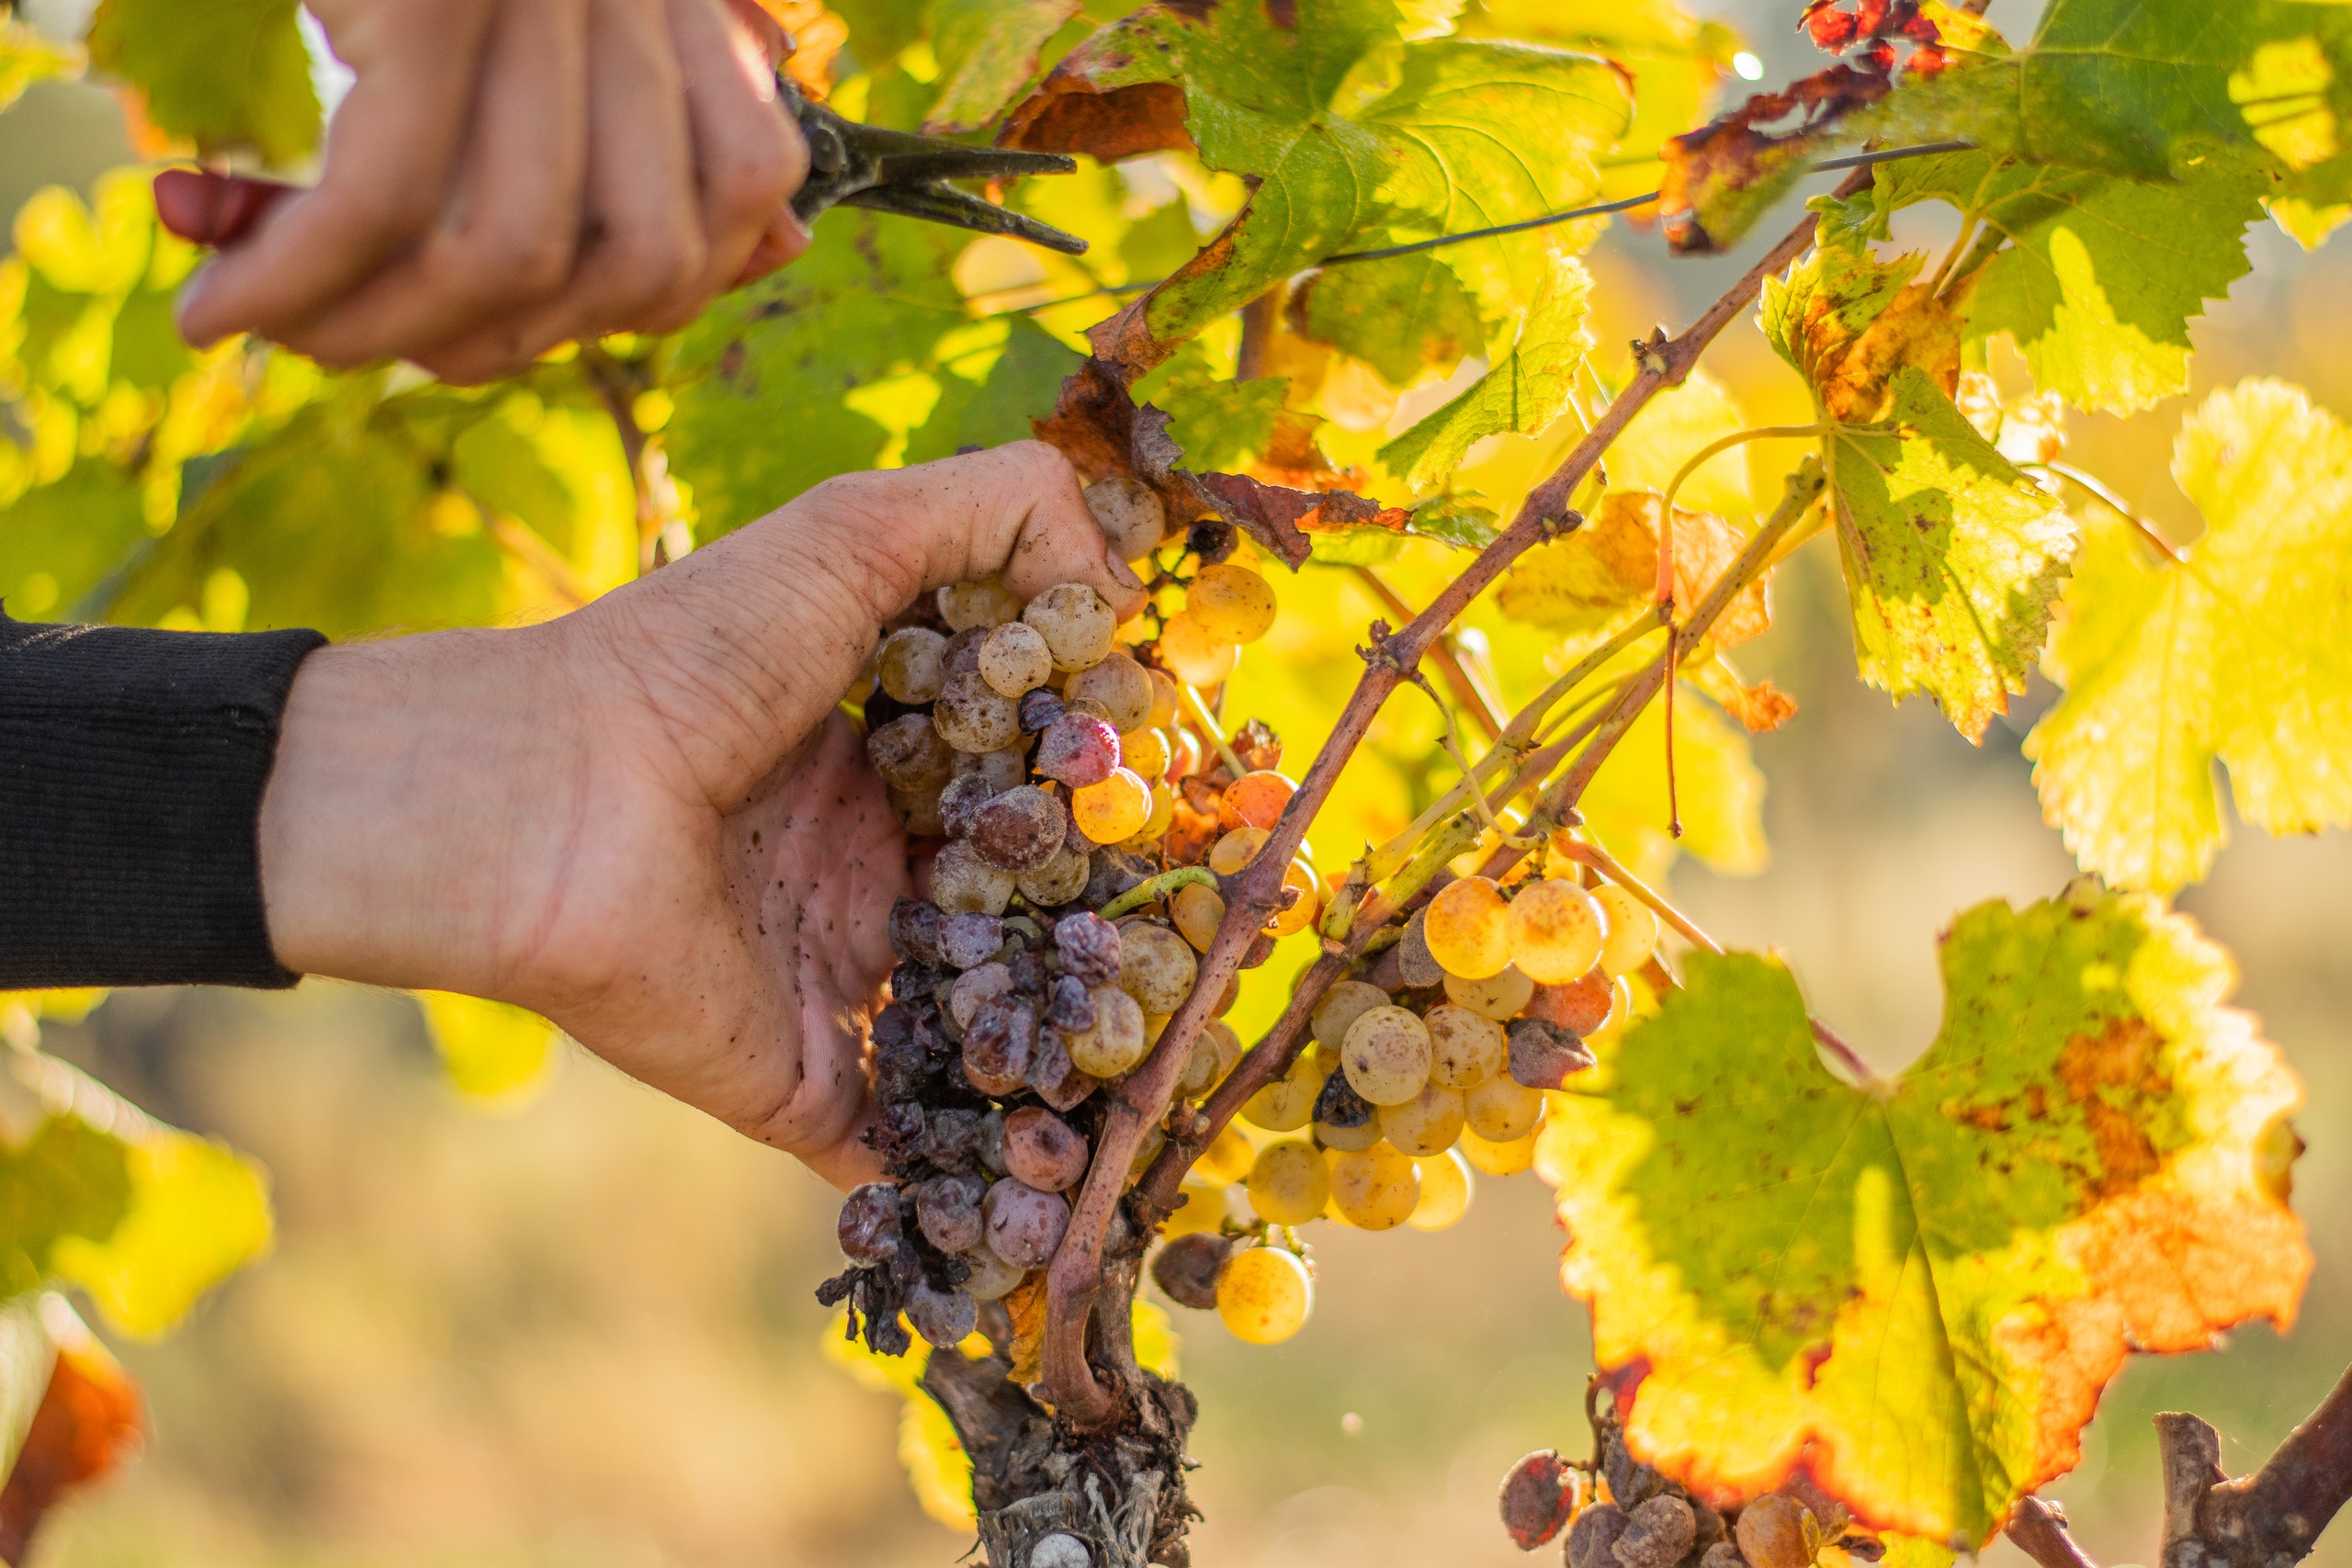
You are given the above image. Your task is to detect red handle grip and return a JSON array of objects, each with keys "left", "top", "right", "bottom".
[{"left": 153, "top": 168, "right": 296, "bottom": 248}]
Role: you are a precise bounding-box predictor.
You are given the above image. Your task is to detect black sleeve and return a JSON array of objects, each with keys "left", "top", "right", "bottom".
[{"left": 0, "top": 613, "right": 327, "bottom": 989}]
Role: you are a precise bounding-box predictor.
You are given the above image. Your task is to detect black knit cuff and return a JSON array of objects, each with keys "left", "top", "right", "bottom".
[{"left": 1, "top": 613, "right": 327, "bottom": 989}]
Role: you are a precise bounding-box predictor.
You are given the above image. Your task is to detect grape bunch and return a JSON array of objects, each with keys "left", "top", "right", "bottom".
[
  {"left": 821, "top": 502, "right": 1292, "bottom": 1356},
  {"left": 1148, "top": 862, "right": 1661, "bottom": 1348}
]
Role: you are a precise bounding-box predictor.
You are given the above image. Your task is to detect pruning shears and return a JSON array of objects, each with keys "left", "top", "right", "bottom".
[{"left": 153, "top": 73, "right": 1089, "bottom": 256}]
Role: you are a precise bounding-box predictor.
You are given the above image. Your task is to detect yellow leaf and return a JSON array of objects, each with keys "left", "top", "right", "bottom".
[
  {"left": 415, "top": 992, "right": 560, "bottom": 1101},
  {"left": 51, "top": 1131, "right": 272, "bottom": 1338}
]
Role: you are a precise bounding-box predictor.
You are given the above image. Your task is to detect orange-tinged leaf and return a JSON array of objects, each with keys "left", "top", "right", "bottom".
[
  {"left": 1498, "top": 491, "right": 1771, "bottom": 647},
  {"left": 1537, "top": 883, "right": 2307, "bottom": 1546},
  {"left": 0, "top": 1299, "right": 141, "bottom": 1562},
  {"left": 1003, "top": 1273, "right": 1049, "bottom": 1388}
]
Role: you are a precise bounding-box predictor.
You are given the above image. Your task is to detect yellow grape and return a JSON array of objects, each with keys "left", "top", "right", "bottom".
[
  {"left": 1315, "top": 1117, "right": 1383, "bottom": 1152},
  {"left": 1170, "top": 880, "right": 1225, "bottom": 952},
  {"left": 1023, "top": 581, "right": 1118, "bottom": 671},
  {"left": 1066, "top": 650, "right": 1156, "bottom": 730},
  {"left": 1425, "top": 876, "right": 1511, "bottom": 979},
  {"left": 1340, "top": 1005, "right": 1432, "bottom": 1105},
  {"left": 1218, "top": 1245, "right": 1312, "bottom": 1344},
  {"left": 1247, "top": 1138, "right": 1330, "bottom": 1225},
  {"left": 1329, "top": 1144, "right": 1420, "bottom": 1231},
  {"left": 1186, "top": 563, "right": 1278, "bottom": 643},
  {"left": 1465, "top": 1075, "right": 1544, "bottom": 1141},
  {"left": 1444, "top": 964, "right": 1534, "bottom": 1021},
  {"left": 876, "top": 626, "right": 947, "bottom": 704},
  {"left": 1313, "top": 980, "right": 1391, "bottom": 1055},
  {"left": 1209, "top": 826, "right": 1270, "bottom": 875},
  {"left": 1073, "top": 767, "right": 1153, "bottom": 842},
  {"left": 1505, "top": 879, "right": 1607, "bottom": 985},
  {"left": 1124, "top": 782, "right": 1175, "bottom": 849},
  {"left": 1220, "top": 770, "right": 1296, "bottom": 829},
  {"left": 1159, "top": 611, "right": 1239, "bottom": 686},
  {"left": 1425, "top": 1003, "right": 1506, "bottom": 1089},
  {"left": 1203, "top": 1017, "right": 1244, "bottom": 1082},
  {"left": 1120, "top": 921, "right": 1199, "bottom": 1015},
  {"left": 1263, "top": 858, "right": 1320, "bottom": 938},
  {"left": 937, "top": 578, "right": 1023, "bottom": 631},
  {"left": 1164, "top": 1181, "right": 1237, "bottom": 1238},
  {"left": 1122, "top": 726, "right": 1172, "bottom": 781},
  {"left": 1408, "top": 1149, "right": 1476, "bottom": 1231},
  {"left": 1145, "top": 667, "right": 1181, "bottom": 730},
  {"left": 978, "top": 621, "right": 1054, "bottom": 698},
  {"left": 1066, "top": 986, "right": 1148, "bottom": 1077},
  {"left": 1595, "top": 884, "right": 1660, "bottom": 976},
  {"left": 1378, "top": 1083, "right": 1465, "bottom": 1157},
  {"left": 1459, "top": 1122, "right": 1539, "bottom": 1176},
  {"left": 1176, "top": 1029, "right": 1221, "bottom": 1096},
  {"left": 1196, "top": 1123, "right": 1255, "bottom": 1185},
  {"left": 1242, "top": 1053, "right": 1325, "bottom": 1132}
]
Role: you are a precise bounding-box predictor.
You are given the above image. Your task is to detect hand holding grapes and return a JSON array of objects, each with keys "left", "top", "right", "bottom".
[{"left": 255, "top": 444, "right": 1147, "bottom": 1188}]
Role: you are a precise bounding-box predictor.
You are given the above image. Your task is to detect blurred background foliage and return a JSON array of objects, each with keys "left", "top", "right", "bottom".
[{"left": 3, "top": 0, "right": 2352, "bottom": 1563}]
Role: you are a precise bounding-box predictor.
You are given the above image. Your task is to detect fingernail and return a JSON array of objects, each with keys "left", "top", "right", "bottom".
[{"left": 1103, "top": 544, "right": 1146, "bottom": 595}]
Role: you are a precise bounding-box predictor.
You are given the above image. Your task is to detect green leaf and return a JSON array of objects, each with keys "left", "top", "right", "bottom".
[
  {"left": 924, "top": 0, "right": 1080, "bottom": 132},
  {"left": 1405, "top": 491, "right": 1500, "bottom": 549},
  {"left": 1158, "top": 377, "right": 1289, "bottom": 474},
  {"left": 2026, "top": 378, "right": 2352, "bottom": 894},
  {"left": 1378, "top": 254, "right": 1592, "bottom": 491},
  {"left": 664, "top": 211, "right": 973, "bottom": 536},
  {"left": 904, "top": 316, "right": 1085, "bottom": 466},
  {"left": 0, "top": 1118, "right": 130, "bottom": 1301},
  {"left": 1826, "top": 147, "right": 2268, "bottom": 414},
  {"left": 1821, "top": 369, "right": 2072, "bottom": 743},
  {"left": 1542, "top": 885, "right": 2308, "bottom": 1547},
  {"left": 1291, "top": 254, "right": 1489, "bottom": 387},
  {"left": 1006, "top": 2, "right": 1632, "bottom": 356},
  {"left": 87, "top": 0, "right": 320, "bottom": 166}
]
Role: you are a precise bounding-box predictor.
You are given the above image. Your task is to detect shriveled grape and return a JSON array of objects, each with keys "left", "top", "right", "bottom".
[
  {"left": 1329, "top": 1143, "right": 1419, "bottom": 1230},
  {"left": 1023, "top": 581, "right": 1117, "bottom": 671},
  {"left": 1066, "top": 650, "right": 1154, "bottom": 731},
  {"left": 1312, "top": 1067, "right": 1375, "bottom": 1129},
  {"left": 1054, "top": 912, "right": 1123, "bottom": 985},
  {"left": 916, "top": 1173, "right": 986, "bottom": 1254},
  {"left": 970, "top": 784, "right": 1069, "bottom": 872},
  {"left": 983, "top": 1178, "right": 1070, "bottom": 1268},
  {"left": 868, "top": 713, "right": 954, "bottom": 790},
  {"left": 1735, "top": 1495, "right": 1820, "bottom": 1568},
  {"left": 1170, "top": 880, "right": 1225, "bottom": 951},
  {"left": 1508, "top": 1017, "right": 1595, "bottom": 1089},
  {"left": 1615, "top": 1495, "right": 1696, "bottom": 1568},
  {"left": 1073, "top": 768, "right": 1152, "bottom": 843},
  {"left": 1408, "top": 1149, "right": 1475, "bottom": 1231},
  {"left": 1398, "top": 908, "right": 1445, "bottom": 987},
  {"left": 906, "top": 1280, "right": 977, "bottom": 1348},
  {"left": 938, "top": 578, "right": 1022, "bottom": 631},
  {"left": 1065, "top": 986, "right": 1147, "bottom": 1077},
  {"left": 1018, "top": 687, "right": 1066, "bottom": 734},
  {"left": 1426, "top": 875, "right": 1511, "bottom": 978},
  {"left": 948, "top": 962, "right": 1012, "bottom": 1030},
  {"left": 876, "top": 626, "right": 948, "bottom": 704},
  {"left": 1378, "top": 1082, "right": 1465, "bottom": 1157},
  {"left": 1002, "top": 1106, "right": 1090, "bottom": 1191},
  {"left": 1044, "top": 976, "right": 1096, "bottom": 1032},
  {"left": 1246, "top": 1138, "right": 1329, "bottom": 1224},
  {"left": 1465, "top": 1073, "right": 1544, "bottom": 1141},
  {"left": 1340, "top": 1005, "right": 1432, "bottom": 1105},
  {"left": 937, "top": 773, "right": 995, "bottom": 840},
  {"left": 837, "top": 1182, "right": 902, "bottom": 1261},
  {"left": 1151, "top": 1231, "right": 1231, "bottom": 1310},
  {"left": 963, "top": 995, "right": 1037, "bottom": 1083},
  {"left": 1216, "top": 1245, "right": 1311, "bottom": 1344},
  {"left": 934, "top": 669, "right": 1022, "bottom": 754},
  {"left": 1084, "top": 474, "right": 1168, "bottom": 561},
  {"left": 1505, "top": 878, "right": 1607, "bottom": 985},
  {"left": 1567, "top": 1504, "right": 1631, "bottom": 1568},
  {"left": 1186, "top": 562, "right": 1277, "bottom": 643},
  {"left": 1119, "top": 921, "right": 1198, "bottom": 1015},
  {"left": 931, "top": 840, "right": 1016, "bottom": 915},
  {"left": 1425, "top": 1003, "right": 1506, "bottom": 1089},
  {"left": 1445, "top": 964, "right": 1534, "bottom": 1021},
  {"left": 1159, "top": 610, "right": 1238, "bottom": 686},
  {"left": 940, "top": 912, "right": 1005, "bottom": 970},
  {"left": 1498, "top": 1450, "right": 1578, "bottom": 1550},
  {"left": 1035, "top": 710, "right": 1121, "bottom": 788},
  {"left": 888, "top": 897, "right": 946, "bottom": 967},
  {"left": 1595, "top": 883, "right": 1661, "bottom": 976}
]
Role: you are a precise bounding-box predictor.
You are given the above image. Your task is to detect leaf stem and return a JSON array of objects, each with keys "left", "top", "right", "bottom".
[{"left": 1553, "top": 836, "right": 1721, "bottom": 954}]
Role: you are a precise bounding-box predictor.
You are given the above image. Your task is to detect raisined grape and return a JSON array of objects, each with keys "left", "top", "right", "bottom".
[
  {"left": 837, "top": 1183, "right": 902, "bottom": 1262},
  {"left": 963, "top": 996, "right": 1037, "bottom": 1083},
  {"left": 1045, "top": 976, "right": 1096, "bottom": 1032},
  {"left": 1734, "top": 1495, "right": 1819, "bottom": 1568},
  {"left": 1023, "top": 582, "right": 1117, "bottom": 671},
  {"left": 1001, "top": 1106, "right": 1090, "bottom": 1191},
  {"left": 1567, "top": 1504, "right": 1631, "bottom": 1568},
  {"left": 888, "top": 898, "right": 946, "bottom": 967},
  {"left": 868, "top": 713, "right": 954, "bottom": 791},
  {"left": 1498, "top": 1450, "right": 1579, "bottom": 1551},
  {"left": 1035, "top": 711, "right": 1122, "bottom": 788},
  {"left": 1054, "top": 912, "right": 1124, "bottom": 986},
  {"left": 1508, "top": 1017, "right": 1595, "bottom": 1089},
  {"left": 1313, "top": 1067, "right": 1375, "bottom": 1129},
  {"left": 876, "top": 626, "right": 948, "bottom": 704},
  {"left": 1065, "top": 651, "right": 1154, "bottom": 731},
  {"left": 934, "top": 669, "right": 1022, "bottom": 754},
  {"left": 1119, "top": 921, "right": 1197, "bottom": 1015},
  {"left": 1018, "top": 688, "right": 1066, "bottom": 733},
  {"left": 969, "top": 784, "right": 1069, "bottom": 873},
  {"left": 983, "top": 1178, "right": 1071, "bottom": 1268},
  {"left": 1398, "top": 908, "right": 1445, "bottom": 987},
  {"left": 978, "top": 621, "right": 1055, "bottom": 698},
  {"left": 1151, "top": 1232, "right": 1231, "bottom": 1311},
  {"left": 1614, "top": 1495, "right": 1696, "bottom": 1568},
  {"left": 926, "top": 1108, "right": 984, "bottom": 1165},
  {"left": 917, "top": 1174, "right": 986, "bottom": 1254},
  {"left": 940, "top": 912, "right": 1004, "bottom": 970},
  {"left": 931, "top": 839, "right": 1016, "bottom": 916},
  {"left": 937, "top": 773, "right": 995, "bottom": 840},
  {"left": 1084, "top": 474, "right": 1167, "bottom": 561},
  {"left": 906, "top": 1280, "right": 978, "bottom": 1348}
]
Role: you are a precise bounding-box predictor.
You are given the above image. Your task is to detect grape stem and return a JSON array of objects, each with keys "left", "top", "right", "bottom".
[
  {"left": 1551, "top": 836, "right": 1721, "bottom": 954},
  {"left": 1041, "top": 175, "right": 1868, "bottom": 1429},
  {"left": 1099, "top": 866, "right": 1219, "bottom": 920},
  {"left": 1352, "top": 567, "right": 1509, "bottom": 742},
  {"left": 1178, "top": 682, "right": 1249, "bottom": 780}
]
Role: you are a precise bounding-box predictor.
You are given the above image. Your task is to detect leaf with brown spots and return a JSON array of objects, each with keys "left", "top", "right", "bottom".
[
  {"left": 1657, "top": 60, "right": 1893, "bottom": 254},
  {"left": 1002, "top": 1272, "right": 1050, "bottom": 1387},
  {"left": 1540, "top": 883, "right": 2308, "bottom": 1550}
]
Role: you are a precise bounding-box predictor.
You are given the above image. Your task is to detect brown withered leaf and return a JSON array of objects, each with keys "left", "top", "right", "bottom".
[
  {"left": 1498, "top": 491, "right": 1772, "bottom": 647},
  {"left": 1657, "top": 62, "right": 1892, "bottom": 254},
  {"left": 0, "top": 1325, "right": 142, "bottom": 1565},
  {"left": 1690, "top": 653, "right": 1799, "bottom": 734},
  {"left": 997, "top": 79, "right": 1192, "bottom": 163},
  {"left": 1002, "top": 1273, "right": 1049, "bottom": 1388},
  {"left": 1813, "top": 283, "right": 1962, "bottom": 423}
]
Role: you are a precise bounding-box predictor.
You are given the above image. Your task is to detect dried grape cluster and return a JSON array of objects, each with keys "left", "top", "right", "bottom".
[
  {"left": 822, "top": 525, "right": 1292, "bottom": 1354},
  {"left": 1148, "top": 863, "right": 1661, "bottom": 1347}
]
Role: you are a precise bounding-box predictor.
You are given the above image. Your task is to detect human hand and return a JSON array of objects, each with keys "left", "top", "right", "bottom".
[
  {"left": 169, "top": 0, "right": 808, "bottom": 385},
  {"left": 255, "top": 445, "right": 1147, "bottom": 1187}
]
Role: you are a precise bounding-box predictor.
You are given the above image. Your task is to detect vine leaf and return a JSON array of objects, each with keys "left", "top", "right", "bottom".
[
  {"left": 1658, "top": 61, "right": 1893, "bottom": 254},
  {"left": 87, "top": 0, "right": 320, "bottom": 166},
  {"left": 0, "top": 1297, "right": 142, "bottom": 1553},
  {"left": 922, "top": 0, "right": 1081, "bottom": 133},
  {"left": 1499, "top": 491, "right": 1770, "bottom": 649},
  {"left": 1824, "top": 147, "right": 2268, "bottom": 414},
  {"left": 1379, "top": 254, "right": 1594, "bottom": 492},
  {"left": 1764, "top": 241, "right": 2071, "bottom": 742},
  {"left": 0, "top": 22, "right": 79, "bottom": 117},
  {"left": 1541, "top": 885, "right": 2309, "bottom": 1548},
  {"left": 1001, "top": 0, "right": 1633, "bottom": 372},
  {"left": 2026, "top": 378, "right": 2352, "bottom": 895},
  {"left": 415, "top": 993, "right": 561, "bottom": 1100}
]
